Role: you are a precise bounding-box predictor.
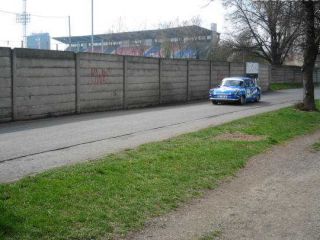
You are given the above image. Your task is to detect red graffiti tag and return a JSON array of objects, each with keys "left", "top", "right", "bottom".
[{"left": 90, "top": 68, "right": 110, "bottom": 85}]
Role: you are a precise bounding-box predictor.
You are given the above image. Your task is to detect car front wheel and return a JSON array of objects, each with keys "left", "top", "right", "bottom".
[{"left": 239, "top": 95, "right": 246, "bottom": 105}]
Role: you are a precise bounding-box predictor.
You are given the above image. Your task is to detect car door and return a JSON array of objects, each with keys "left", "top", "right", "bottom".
[
  {"left": 244, "top": 79, "right": 252, "bottom": 99},
  {"left": 250, "top": 79, "right": 258, "bottom": 98},
  {"left": 245, "top": 79, "right": 256, "bottom": 100}
]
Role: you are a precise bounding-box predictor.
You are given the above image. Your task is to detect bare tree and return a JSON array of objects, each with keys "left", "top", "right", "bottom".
[
  {"left": 300, "top": 1, "right": 320, "bottom": 111},
  {"left": 223, "top": 0, "right": 302, "bottom": 65},
  {"left": 183, "top": 17, "right": 210, "bottom": 59},
  {"left": 209, "top": 30, "right": 267, "bottom": 63},
  {"left": 207, "top": 41, "right": 233, "bottom": 62}
]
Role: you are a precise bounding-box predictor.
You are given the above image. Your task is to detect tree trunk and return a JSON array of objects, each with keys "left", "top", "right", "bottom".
[
  {"left": 302, "top": 1, "right": 318, "bottom": 111},
  {"left": 303, "top": 65, "right": 316, "bottom": 110}
]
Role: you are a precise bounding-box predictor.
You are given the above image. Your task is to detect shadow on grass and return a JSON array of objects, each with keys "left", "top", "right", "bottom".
[{"left": 0, "top": 202, "right": 24, "bottom": 239}]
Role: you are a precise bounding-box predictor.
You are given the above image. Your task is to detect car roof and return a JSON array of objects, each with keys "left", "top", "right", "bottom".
[{"left": 222, "top": 77, "right": 251, "bottom": 81}]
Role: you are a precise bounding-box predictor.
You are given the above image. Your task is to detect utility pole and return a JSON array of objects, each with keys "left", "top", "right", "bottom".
[
  {"left": 16, "top": 0, "right": 30, "bottom": 48},
  {"left": 91, "top": 0, "right": 94, "bottom": 52},
  {"left": 68, "top": 16, "right": 72, "bottom": 50}
]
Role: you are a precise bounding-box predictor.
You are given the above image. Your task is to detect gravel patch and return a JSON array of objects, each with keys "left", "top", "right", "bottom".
[{"left": 214, "top": 132, "right": 266, "bottom": 142}]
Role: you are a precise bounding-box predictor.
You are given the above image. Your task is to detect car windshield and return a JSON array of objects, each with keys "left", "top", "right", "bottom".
[{"left": 221, "top": 79, "right": 243, "bottom": 87}]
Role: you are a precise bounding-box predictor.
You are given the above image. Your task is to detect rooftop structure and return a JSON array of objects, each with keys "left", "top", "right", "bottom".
[{"left": 54, "top": 24, "right": 220, "bottom": 59}]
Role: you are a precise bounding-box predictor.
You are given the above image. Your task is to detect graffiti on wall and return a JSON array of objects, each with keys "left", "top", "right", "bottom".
[{"left": 90, "top": 68, "right": 110, "bottom": 85}]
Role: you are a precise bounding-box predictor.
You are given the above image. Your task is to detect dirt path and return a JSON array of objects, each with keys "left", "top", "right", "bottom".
[{"left": 127, "top": 131, "right": 320, "bottom": 240}]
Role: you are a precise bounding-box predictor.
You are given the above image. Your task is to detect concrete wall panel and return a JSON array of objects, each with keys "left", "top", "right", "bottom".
[
  {"left": 211, "top": 62, "right": 229, "bottom": 87},
  {"left": 14, "top": 48, "right": 76, "bottom": 120},
  {"left": 271, "top": 65, "right": 302, "bottom": 84},
  {"left": 258, "top": 64, "right": 270, "bottom": 91},
  {"left": 230, "top": 62, "right": 245, "bottom": 76},
  {"left": 160, "top": 59, "right": 187, "bottom": 103},
  {"left": 16, "top": 102, "right": 75, "bottom": 119},
  {"left": 0, "top": 48, "right": 12, "bottom": 122},
  {"left": 78, "top": 53, "right": 123, "bottom": 113},
  {"left": 126, "top": 56, "right": 160, "bottom": 108},
  {"left": 16, "top": 77, "right": 76, "bottom": 87},
  {"left": 189, "top": 60, "right": 210, "bottom": 100}
]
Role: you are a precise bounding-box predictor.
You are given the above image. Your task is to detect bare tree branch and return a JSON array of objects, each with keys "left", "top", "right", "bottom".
[{"left": 220, "top": 0, "right": 302, "bottom": 65}]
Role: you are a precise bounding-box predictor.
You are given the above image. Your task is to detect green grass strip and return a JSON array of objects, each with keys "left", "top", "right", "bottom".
[
  {"left": 270, "top": 82, "right": 303, "bottom": 91},
  {"left": 199, "top": 230, "right": 222, "bottom": 240},
  {"left": 312, "top": 141, "right": 320, "bottom": 151},
  {"left": 1, "top": 102, "right": 320, "bottom": 240}
]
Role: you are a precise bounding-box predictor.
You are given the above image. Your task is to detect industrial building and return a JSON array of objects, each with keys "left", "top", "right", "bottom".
[
  {"left": 27, "top": 33, "right": 51, "bottom": 50},
  {"left": 54, "top": 24, "right": 219, "bottom": 59}
]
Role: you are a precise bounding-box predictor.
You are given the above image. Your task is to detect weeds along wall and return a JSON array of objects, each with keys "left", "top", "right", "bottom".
[{"left": 0, "top": 47, "right": 274, "bottom": 122}]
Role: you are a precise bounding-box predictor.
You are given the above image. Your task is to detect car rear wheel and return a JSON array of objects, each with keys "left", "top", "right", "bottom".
[{"left": 256, "top": 92, "right": 261, "bottom": 102}]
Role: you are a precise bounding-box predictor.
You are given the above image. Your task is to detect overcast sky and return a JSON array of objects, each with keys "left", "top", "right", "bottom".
[{"left": 0, "top": 0, "right": 227, "bottom": 48}]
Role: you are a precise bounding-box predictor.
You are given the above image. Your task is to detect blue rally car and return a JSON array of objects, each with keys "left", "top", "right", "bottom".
[{"left": 209, "top": 77, "right": 261, "bottom": 105}]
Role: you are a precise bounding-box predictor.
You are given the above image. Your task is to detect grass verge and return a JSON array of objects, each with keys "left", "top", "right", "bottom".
[
  {"left": 312, "top": 141, "right": 320, "bottom": 151},
  {"left": 1, "top": 101, "right": 320, "bottom": 240},
  {"left": 198, "top": 230, "right": 222, "bottom": 240},
  {"left": 270, "top": 82, "right": 303, "bottom": 91}
]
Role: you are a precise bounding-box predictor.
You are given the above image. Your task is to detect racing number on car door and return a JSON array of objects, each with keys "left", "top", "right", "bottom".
[
  {"left": 248, "top": 80, "right": 256, "bottom": 98},
  {"left": 246, "top": 88, "right": 251, "bottom": 97},
  {"left": 250, "top": 80, "right": 257, "bottom": 97},
  {"left": 245, "top": 80, "right": 251, "bottom": 98}
]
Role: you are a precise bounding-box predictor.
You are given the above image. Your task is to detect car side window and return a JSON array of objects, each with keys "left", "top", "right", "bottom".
[{"left": 244, "top": 80, "right": 250, "bottom": 87}]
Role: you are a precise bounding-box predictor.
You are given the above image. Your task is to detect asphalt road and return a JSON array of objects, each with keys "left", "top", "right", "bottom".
[{"left": 0, "top": 88, "right": 319, "bottom": 183}]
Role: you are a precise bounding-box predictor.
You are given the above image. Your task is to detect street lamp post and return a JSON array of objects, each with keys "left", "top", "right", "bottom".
[
  {"left": 91, "top": 0, "right": 94, "bottom": 52},
  {"left": 68, "top": 16, "right": 72, "bottom": 50}
]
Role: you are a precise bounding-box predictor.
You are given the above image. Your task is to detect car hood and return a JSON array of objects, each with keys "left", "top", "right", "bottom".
[{"left": 211, "top": 86, "right": 242, "bottom": 94}]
